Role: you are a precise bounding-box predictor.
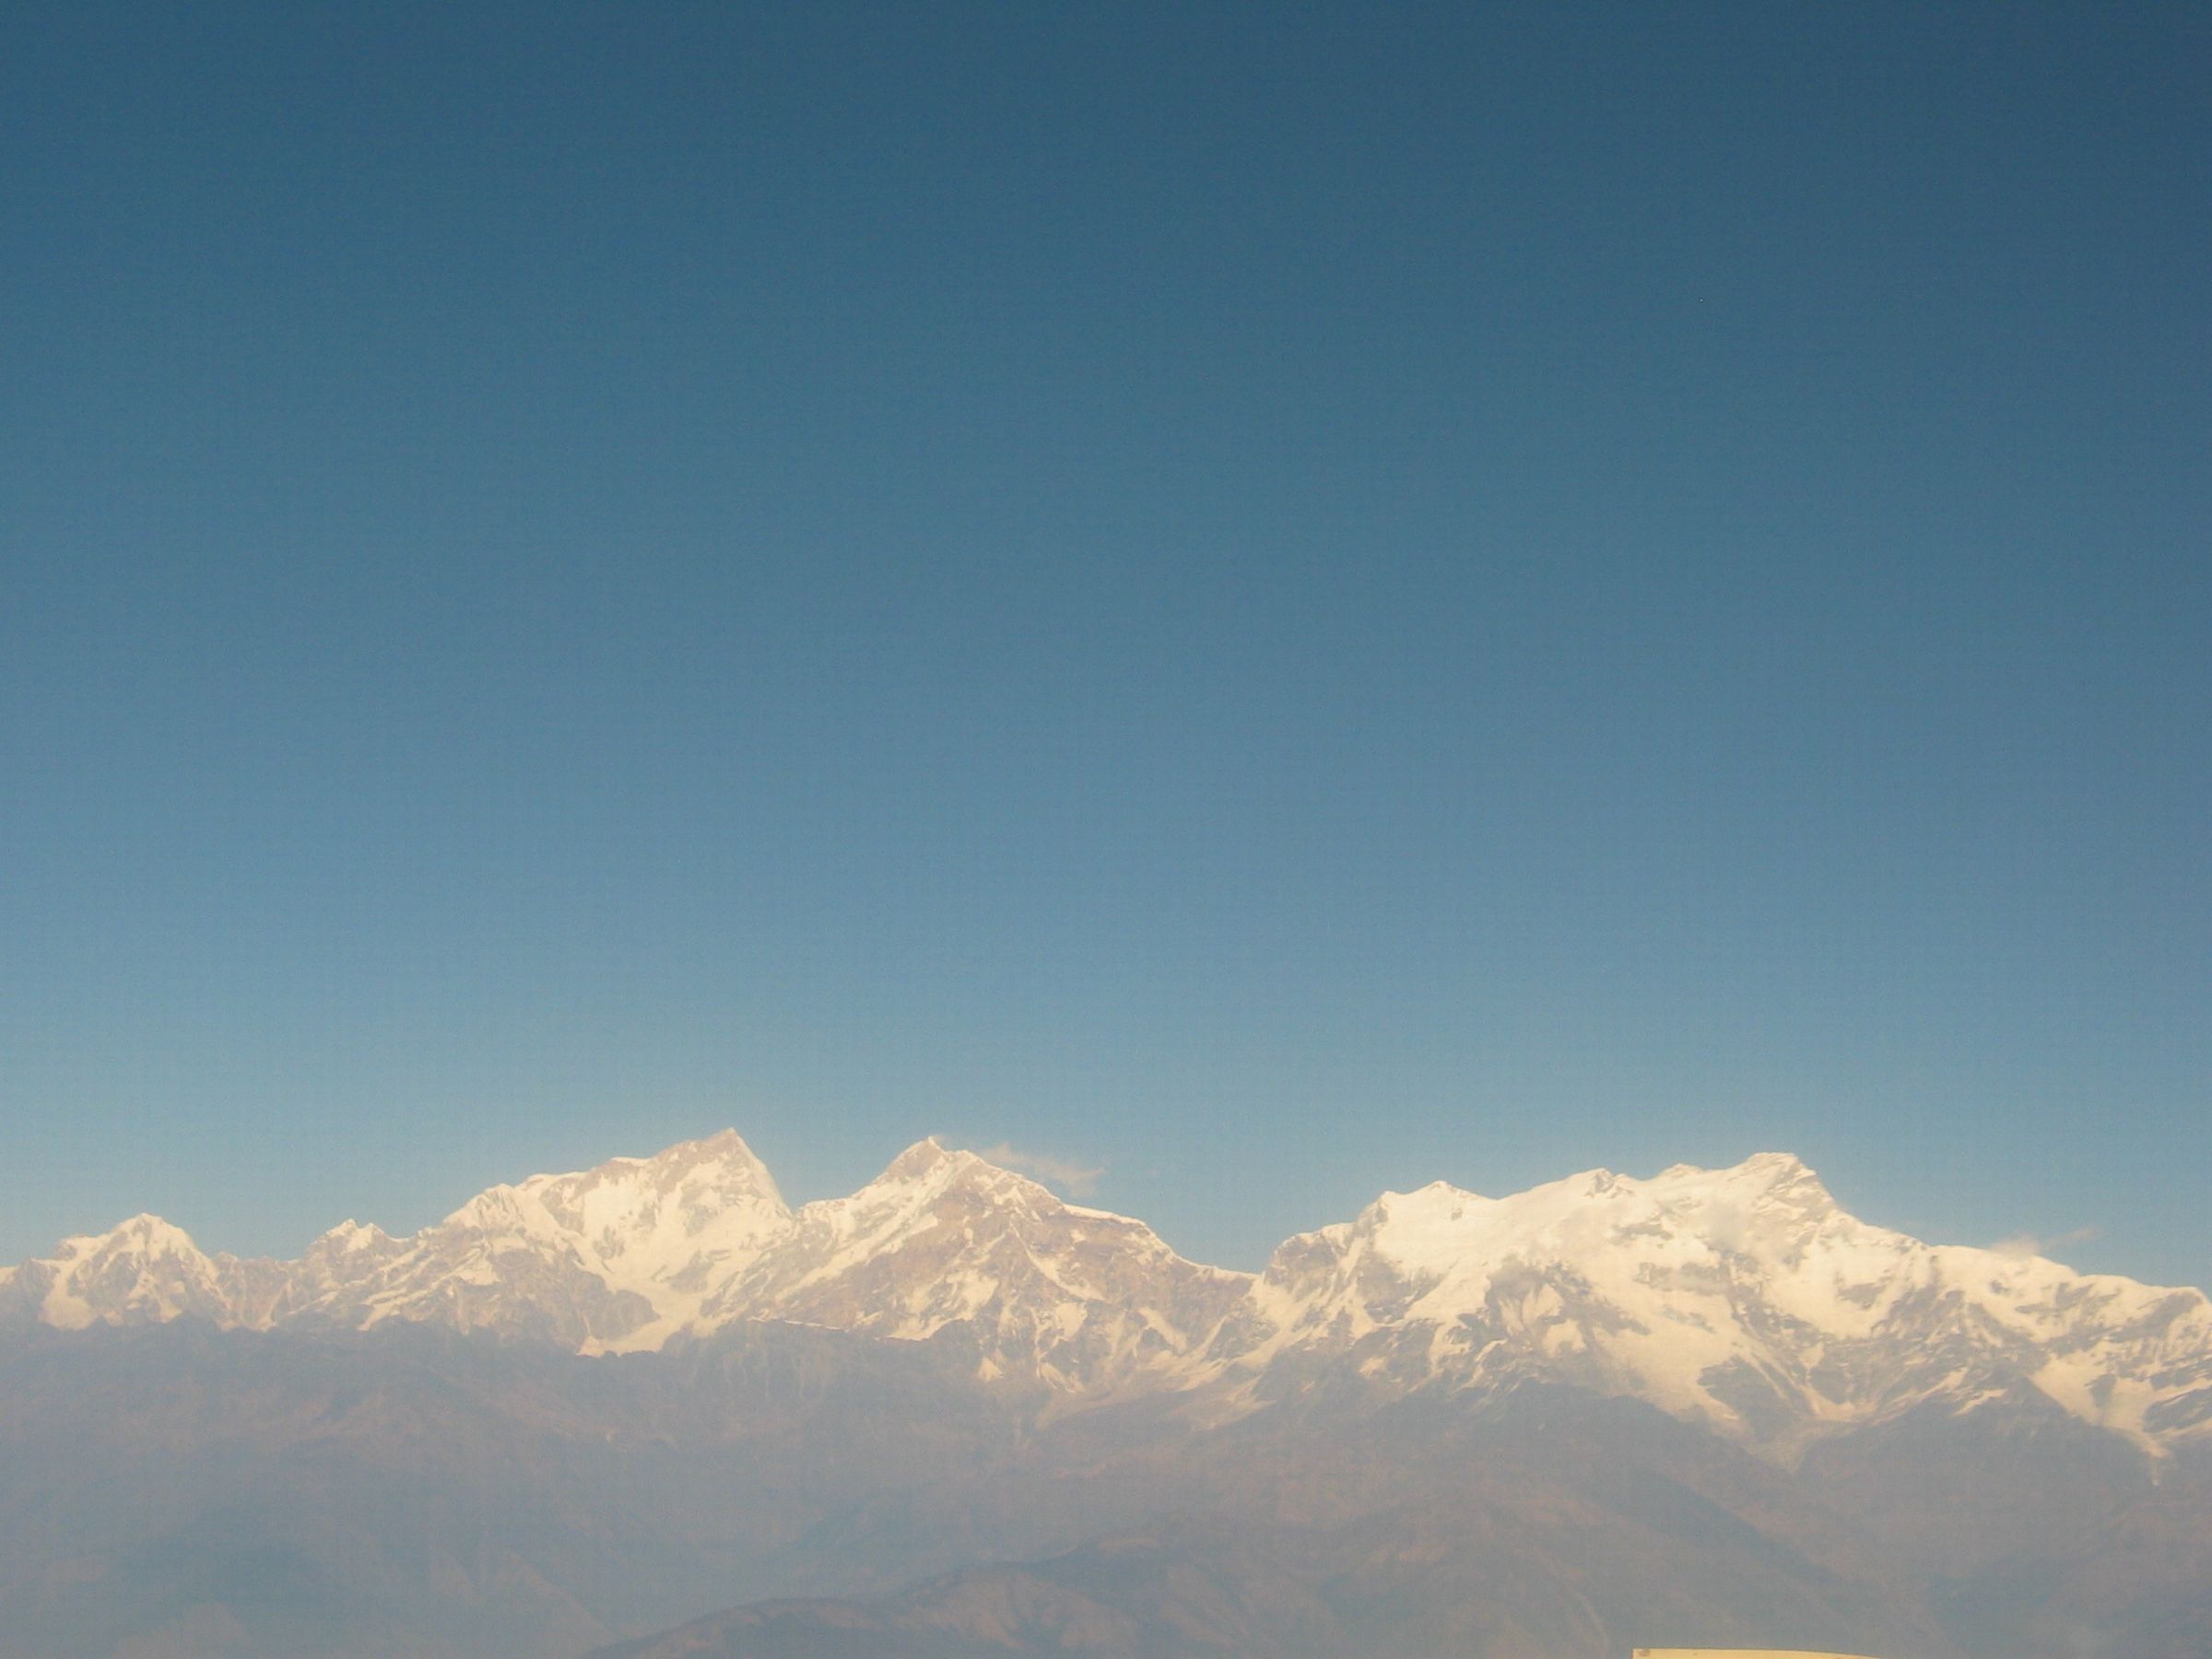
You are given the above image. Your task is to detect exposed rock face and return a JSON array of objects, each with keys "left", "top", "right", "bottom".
[{"left": 6, "top": 1135, "right": 2208, "bottom": 1458}]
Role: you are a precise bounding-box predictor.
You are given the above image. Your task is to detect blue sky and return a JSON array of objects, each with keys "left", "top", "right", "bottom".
[{"left": 3, "top": 4, "right": 2205, "bottom": 1285}]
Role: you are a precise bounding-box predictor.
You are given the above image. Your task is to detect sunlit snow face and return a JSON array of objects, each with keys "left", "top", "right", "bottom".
[{"left": 6, "top": 1137, "right": 2207, "bottom": 1458}]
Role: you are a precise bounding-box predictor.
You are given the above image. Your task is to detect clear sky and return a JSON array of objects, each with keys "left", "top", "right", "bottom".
[{"left": 3, "top": 4, "right": 2205, "bottom": 1287}]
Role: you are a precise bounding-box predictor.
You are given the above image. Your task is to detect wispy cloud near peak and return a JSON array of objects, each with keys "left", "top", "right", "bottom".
[
  {"left": 978, "top": 1143, "right": 1105, "bottom": 1198},
  {"left": 1991, "top": 1224, "right": 2100, "bottom": 1262}
]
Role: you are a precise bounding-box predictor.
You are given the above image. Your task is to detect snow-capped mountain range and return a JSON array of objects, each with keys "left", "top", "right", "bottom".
[{"left": 5, "top": 1133, "right": 2207, "bottom": 1458}]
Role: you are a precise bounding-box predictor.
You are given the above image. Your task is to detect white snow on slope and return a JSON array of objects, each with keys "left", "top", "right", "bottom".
[
  {"left": 12, "top": 1213, "right": 241, "bottom": 1332},
  {"left": 333, "top": 1130, "right": 796, "bottom": 1350},
  {"left": 700, "top": 1138, "right": 1250, "bottom": 1389},
  {"left": 6, "top": 1135, "right": 2206, "bottom": 1456},
  {"left": 1194, "top": 1153, "right": 2212, "bottom": 1453}
]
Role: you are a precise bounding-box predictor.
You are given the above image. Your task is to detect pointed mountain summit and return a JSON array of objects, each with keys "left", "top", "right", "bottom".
[
  {"left": 286, "top": 1130, "right": 798, "bottom": 1350},
  {"left": 700, "top": 1138, "right": 1251, "bottom": 1390},
  {"left": 2, "top": 1138, "right": 2206, "bottom": 1457},
  {"left": 0, "top": 1214, "right": 247, "bottom": 1331},
  {"left": 1192, "top": 1151, "right": 2212, "bottom": 1454}
]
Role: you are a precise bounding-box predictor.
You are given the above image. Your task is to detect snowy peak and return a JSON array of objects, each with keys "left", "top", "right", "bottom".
[
  {"left": 2, "top": 1140, "right": 2206, "bottom": 1456},
  {"left": 302, "top": 1212, "right": 402, "bottom": 1265},
  {"left": 833, "top": 1137, "right": 1073, "bottom": 1224},
  {"left": 1, "top": 1214, "right": 241, "bottom": 1331},
  {"left": 313, "top": 1219, "right": 395, "bottom": 1256},
  {"left": 453, "top": 1128, "right": 787, "bottom": 1238},
  {"left": 1199, "top": 1152, "right": 2210, "bottom": 1456},
  {"left": 875, "top": 1134, "right": 969, "bottom": 1182},
  {"left": 85, "top": 1213, "right": 204, "bottom": 1258},
  {"left": 301, "top": 1131, "right": 797, "bottom": 1351},
  {"left": 490, "top": 1129, "right": 792, "bottom": 1283},
  {"left": 704, "top": 1139, "right": 1251, "bottom": 1390},
  {"left": 0, "top": 1130, "right": 1238, "bottom": 1382},
  {"left": 814, "top": 1137, "right": 1039, "bottom": 1229}
]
